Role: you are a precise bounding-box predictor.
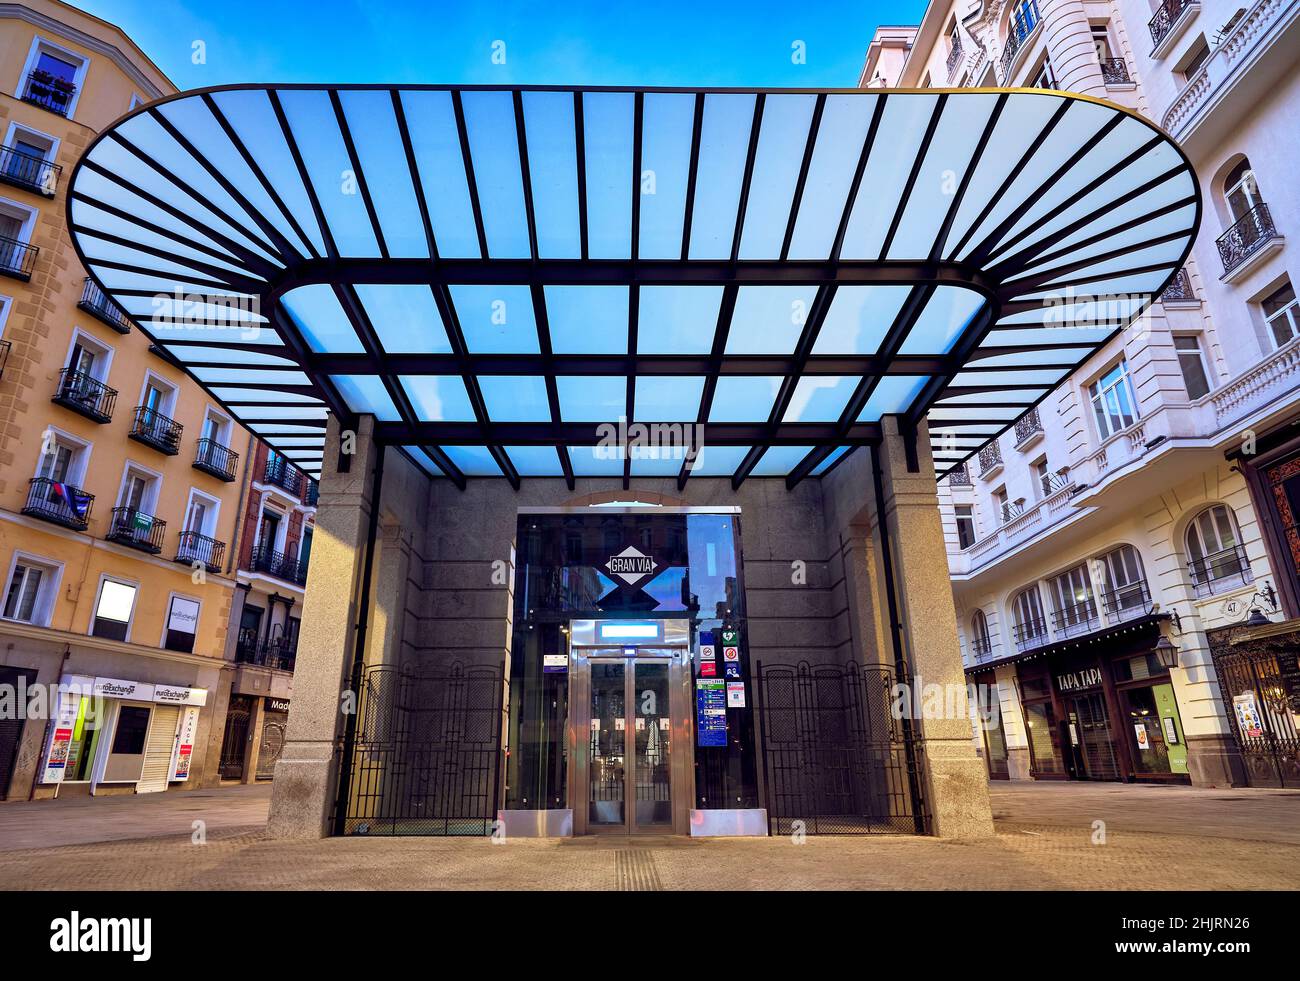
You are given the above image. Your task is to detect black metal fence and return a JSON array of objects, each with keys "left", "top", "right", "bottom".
[
  {"left": 340, "top": 661, "right": 504, "bottom": 836},
  {"left": 756, "top": 660, "right": 927, "bottom": 835},
  {"left": 1210, "top": 634, "right": 1300, "bottom": 788}
]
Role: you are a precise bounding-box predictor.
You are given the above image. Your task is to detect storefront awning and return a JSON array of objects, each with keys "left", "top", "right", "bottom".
[{"left": 67, "top": 86, "right": 1199, "bottom": 487}]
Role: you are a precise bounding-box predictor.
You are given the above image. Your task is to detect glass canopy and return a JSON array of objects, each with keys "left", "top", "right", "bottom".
[{"left": 67, "top": 85, "right": 1199, "bottom": 487}]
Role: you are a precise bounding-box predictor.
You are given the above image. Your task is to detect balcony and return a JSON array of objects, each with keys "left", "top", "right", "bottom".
[
  {"left": 193, "top": 438, "right": 239, "bottom": 482},
  {"left": 970, "top": 635, "right": 992, "bottom": 660},
  {"left": 1189, "top": 544, "right": 1253, "bottom": 597},
  {"left": 263, "top": 456, "right": 303, "bottom": 496},
  {"left": 1158, "top": 267, "right": 1198, "bottom": 306},
  {"left": 1149, "top": 0, "right": 1199, "bottom": 56},
  {"left": 946, "top": 38, "right": 964, "bottom": 80},
  {"left": 1051, "top": 600, "right": 1100, "bottom": 640},
  {"left": 948, "top": 463, "right": 973, "bottom": 488},
  {"left": 235, "top": 629, "right": 298, "bottom": 672},
  {"left": 1000, "top": 499, "right": 1026, "bottom": 525},
  {"left": 1100, "top": 580, "right": 1154, "bottom": 626},
  {"left": 129, "top": 405, "right": 183, "bottom": 455},
  {"left": 20, "top": 70, "right": 76, "bottom": 117},
  {"left": 978, "top": 442, "right": 1003, "bottom": 478},
  {"left": 0, "top": 234, "right": 38, "bottom": 281},
  {"left": 1013, "top": 406, "right": 1044, "bottom": 449},
  {"left": 0, "top": 144, "right": 61, "bottom": 197},
  {"left": 249, "top": 543, "right": 308, "bottom": 586},
  {"left": 1013, "top": 617, "right": 1049, "bottom": 653},
  {"left": 998, "top": 0, "right": 1041, "bottom": 81},
  {"left": 78, "top": 278, "right": 132, "bottom": 334},
  {"left": 1216, "top": 202, "right": 1283, "bottom": 281},
  {"left": 1099, "top": 57, "right": 1131, "bottom": 86},
  {"left": 106, "top": 507, "right": 166, "bottom": 554},
  {"left": 176, "top": 530, "right": 226, "bottom": 573},
  {"left": 305, "top": 479, "right": 319, "bottom": 507},
  {"left": 52, "top": 368, "right": 116, "bottom": 423},
  {"left": 22, "top": 477, "right": 93, "bottom": 531}
]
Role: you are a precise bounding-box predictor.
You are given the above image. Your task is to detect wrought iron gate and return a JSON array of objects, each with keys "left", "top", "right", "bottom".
[
  {"left": 219, "top": 696, "right": 252, "bottom": 781},
  {"left": 340, "top": 661, "right": 504, "bottom": 835},
  {"left": 1210, "top": 637, "right": 1300, "bottom": 788},
  {"left": 756, "top": 660, "right": 927, "bottom": 835}
]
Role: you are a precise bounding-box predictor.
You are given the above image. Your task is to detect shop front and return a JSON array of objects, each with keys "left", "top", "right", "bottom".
[
  {"left": 1208, "top": 621, "right": 1300, "bottom": 788},
  {"left": 976, "top": 620, "right": 1190, "bottom": 783}
]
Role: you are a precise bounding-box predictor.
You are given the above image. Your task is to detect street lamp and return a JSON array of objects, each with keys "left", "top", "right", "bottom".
[{"left": 1153, "top": 635, "right": 1180, "bottom": 671}]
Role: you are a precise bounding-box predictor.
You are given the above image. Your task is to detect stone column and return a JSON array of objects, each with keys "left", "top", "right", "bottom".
[
  {"left": 267, "top": 415, "right": 380, "bottom": 838},
  {"left": 874, "top": 418, "right": 995, "bottom": 838},
  {"left": 1039, "top": 0, "right": 1107, "bottom": 96}
]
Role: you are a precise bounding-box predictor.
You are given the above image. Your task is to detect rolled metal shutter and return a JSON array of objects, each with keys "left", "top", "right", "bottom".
[{"left": 137, "top": 705, "right": 180, "bottom": 793}]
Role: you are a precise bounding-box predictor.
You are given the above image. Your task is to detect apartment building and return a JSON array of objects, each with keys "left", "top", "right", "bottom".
[{"left": 866, "top": 0, "right": 1300, "bottom": 788}]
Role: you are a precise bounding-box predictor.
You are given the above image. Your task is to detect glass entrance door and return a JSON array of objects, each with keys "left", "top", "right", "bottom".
[{"left": 574, "top": 649, "right": 689, "bottom": 834}]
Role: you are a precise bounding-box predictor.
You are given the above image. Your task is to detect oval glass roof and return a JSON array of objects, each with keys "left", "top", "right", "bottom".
[{"left": 67, "top": 86, "right": 1199, "bottom": 487}]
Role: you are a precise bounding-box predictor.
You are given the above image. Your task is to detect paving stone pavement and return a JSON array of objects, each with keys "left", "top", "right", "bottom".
[{"left": 0, "top": 781, "right": 1297, "bottom": 890}]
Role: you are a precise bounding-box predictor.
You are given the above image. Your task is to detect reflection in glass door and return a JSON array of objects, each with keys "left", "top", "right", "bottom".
[
  {"left": 634, "top": 662, "right": 672, "bottom": 828},
  {"left": 588, "top": 662, "right": 626, "bottom": 827}
]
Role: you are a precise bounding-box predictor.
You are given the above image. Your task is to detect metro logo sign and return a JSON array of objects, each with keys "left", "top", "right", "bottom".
[{"left": 605, "top": 546, "right": 658, "bottom": 586}]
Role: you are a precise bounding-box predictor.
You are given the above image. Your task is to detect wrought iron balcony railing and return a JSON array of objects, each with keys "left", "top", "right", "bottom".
[
  {"left": 176, "top": 530, "right": 226, "bottom": 572},
  {"left": 1013, "top": 616, "right": 1049, "bottom": 652},
  {"left": 1159, "top": 267, "right": 1195, "bottom": 303},
  {"left": 1013, "top": 406, "right": 1043, "bottom": 446},
  {"left": 129, "top": 405, "right": 183, "bottom": 455},
  {"left": 1000, "top": 499, "right": 1026, "bottom": 524},
  {"left": 193, "top": 437, "right": 239, "bottom": 481},
  {"left": 235, "top": 628, "right": 298, "bottom": 672},
  {"left": 971, "top": 635, "right": 992, "bottom": 660},
  {"left": 1216, "top": 203, "right": 1279, "bottom": 276},
  {"left": 1051, "top": 600, "right": 1099, "bottom": 639},
  {"left": 998, "top": 0, "right": 1041, "bottom": 81},
  {"left": 22, "top": 477, "right": 93, "bottom": 531},
  {"left": 948, "top": 463, "right": 973, "bottom": 487},
  {"left": 53, "top": 368, "right": 116, "bottom": 423},
  {"left": 978, "top": 442, "right": 1003, "bottom": 476},
  {"left": 0, "top": 234, "right": 38, "bottom": 280},
  {"left": 1099, "top": 57, "right": 1131, "bottom": 85},
  {"left": 305, "top": 479, "right": 319, "bottom": 507},
  {"left": 0, "top": 144, "right": 61, "bottom": 196},
  {"left": 1100, "top": 580, "right": 1153, "bottom": 625},
  {"left": 106, "top": 506, "right": 166, "bottom": 554},
  {"left": 1149, "top": 0, "right": 1193, "bottom": 47},
  {"left": 249, "top": 543, "right": 308, "bottom": 586},
  {"left": 263, "top": 456, "right": 303, "bottom": 496},
  {"left": 1189, "top": 544, "right": 1253, "bottom": 597},
  {"left": 21, "top": 71, "right": 76, "bottom": 117},
  {"left": 78, "top": 278, "right": 132, "bottom": 333},
  {"left": 946, "top": 38, "right": 964, "bottom": 78}
]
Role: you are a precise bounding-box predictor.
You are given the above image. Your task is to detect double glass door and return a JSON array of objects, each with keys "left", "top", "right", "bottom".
[{"left": 574, "top": 652, "right": 689, "bottom": 834}]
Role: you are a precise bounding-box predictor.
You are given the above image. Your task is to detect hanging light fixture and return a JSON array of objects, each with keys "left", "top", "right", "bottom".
[{"left": 1154, "top": 635, "right": 1180, "bottom": 671}]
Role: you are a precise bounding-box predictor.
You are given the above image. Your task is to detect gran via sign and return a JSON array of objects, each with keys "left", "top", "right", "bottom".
[
  {"left": 1056, "top": 666, "right": 1103, "bottom": 692},
  {"left": 605, "top": 546, "right": 658, "bottom": 586}
]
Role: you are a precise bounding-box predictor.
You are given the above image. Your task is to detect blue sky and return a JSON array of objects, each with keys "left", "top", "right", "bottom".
[{"left": 73, "top": 0, "right": 927, "bottom": 89}]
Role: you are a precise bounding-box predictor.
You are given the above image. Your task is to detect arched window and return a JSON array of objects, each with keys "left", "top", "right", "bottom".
[
  {"left": 1186, "top": 505, "right": 1251, "bottom": 596},
  {"left": 1097, "top": 544, "right": 1148, "bottom": 623},
  {"left": 970, "top": 609, "right": 992, "bottom": 659},
  {"left": 1011, "top": 585, "right": 1047, "bottom": 651},
  {"left": 1223, "top": 158, "right": 1262, "bottom": 224}
]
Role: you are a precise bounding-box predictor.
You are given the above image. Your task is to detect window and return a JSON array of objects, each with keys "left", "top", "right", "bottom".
[
  {"left": 110, "top": 705, "right": 149, "bottom": 755},
  {"left": 1174, "top": 335, "right": 1212, "bottom": 399},
  {"left": 1029, "top": 55, "right": 1056, "bottom": 89},
  {"left": 1010, "top": 0, "right": 1040, "bottom": 40},
  {"left": 1098, "top": 544, "right": 1147, "bottom": 620},
  {"left": 3, "top": 557, "right": 58, "bottom": 624},
  {"left": 92, "top": 578, "right": 137, "bottom": 641},
  {"left": 1089, "top": 360, "right": 1138, "bottom": 440},
  {"left": 1048, "top": 564, "right": 1096, "bottom": 635},
  {"left": 955, "top": 504, "right": 976, "bottom": 549},
  {"left": 0, "top": 198, "right": 36, "bottom": 274},
  {"left": 163, "top": 595, "right": 200, "bottom": 654},
  {"left": 1091, "top": 24, "right": 1114, "bottom": 60},
  {"left": 1032, "top": 457, "right": 1051, "bottom": 499},
  {"left": 1179, "top": 37, "right": 1211, "bottom": 82},
  {"left": 65, "top": 330, "right": 113, "bottom": 382},
  {"left": 970, "top": 609, "right": 992, "bottom": 657},
  {"left": 16, "top": 38, "right": 88, "bottom": 119},
  {"left": 1262, "top": 281, "right": 1299, "bottom": 348},
  {"left": 2, "top": 124, "right": 57, "bottom": 194},
  {"left": 993, "top": 486, "right": 1009, "bottom": 523},
  {"left": 1223, "top": 158, "right": 1261, "bottom": 224},
  {"left": 1186, "top": 504, "right": 1250, "bottom": 595},
  {"left": 1012, "top": 586, "right": 1046, "bottom": 646}
]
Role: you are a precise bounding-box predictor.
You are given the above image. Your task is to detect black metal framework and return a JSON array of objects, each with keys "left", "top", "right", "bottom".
[
  {"left": 52, "top": 367, "right": 116, "bottom": 423},
  {"left": 0, "top": 144, "right": 61, "bottom": 197},
  {"left": 263, "top": 454, "right": 304, "bottom": 496},
  {"left": 1217, "top": 202, "right": 1279, "bottom": 275},
  {"left": 129, "top": 405, "right": 183, "bottom": 455},
  {"left": 1013, "top": 616, "right": 1049, "bottom": 651},
  {"left": 235, "top": 629, "right": 297, "bottom": 671},
  {"left": 1099, "top": 58, "right": 1131, "bottom": 85},
  {"left": 1051, "top": 599, "right": 1099, "bottom": 639},
  {"left": 999, "top": 0, "right": 1041, "bottom": 81},
  {"left": 78, "top": 277, "right": 132, "bottom": 333},
  {"left": 219, "top": 696, "right": 252, "bottom": 780},
  {"left": 1189, "top": 544, "right": 1253, "bottom": 596},
  {"left": 340, "top": 661, "right": 504, "bottom": 836},
  {"left": 946, "top": 38, "right": 965, "bottom": 79},
  {"left": 21, "top": 70, "right": 75, "bottom": 116},
  {"left": 193, "top": 437, "right": 239, "bottom": 481},
  {"left": 1099, "top": 580, "right": 1153, "bottom": 625},
  {"left": 65, "top": 85, "right": 1201, "bottom": 487},
  {"left": 106, "top": 506, "right": 166, "bottom": 553},
  {"left": 1149, "top": 0, "right": 1193, "bottom": 47},
  {"left": 1013, "top": 406, "right": 1042, "bottom": 445},
  {"left": 756, "top": 660, "right": 926, "bottom": 834},
  {"left": 175, "top": 529, "right": 225, "bottom": 572},
  {"left": 248, "top": 542, "right": 307, "bottom": 586},
  {"left": 22, "top": 477, "right": 93, "bottom": 530},
  {"left": 0, "top": 234, "right": 37, "bottom": 281},
  {"left": 1209, "top": 629, "right": 1300, "bottom": 788},
  {"left": 978, "top": 441, "right": 1003, "bottom": 476},
  {"left": 304, "top": 479, "right": 319, "bottom": 507},
  {"left": 1159, "top": 266, "right": 1195, "bottom": 303}
]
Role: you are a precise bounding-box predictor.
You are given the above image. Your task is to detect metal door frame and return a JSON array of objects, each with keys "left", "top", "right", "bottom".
[{"left": 568, "top": 643, "right": 692, "bottom": 835}]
